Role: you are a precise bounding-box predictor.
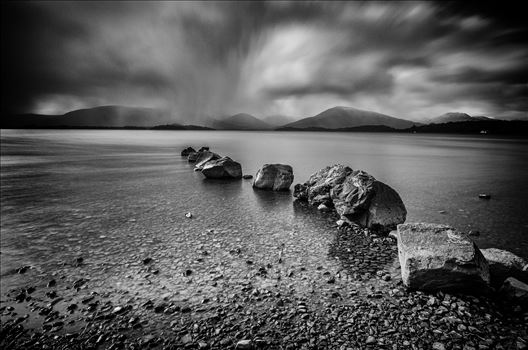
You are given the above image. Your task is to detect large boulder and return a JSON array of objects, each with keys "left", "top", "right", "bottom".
[
  {"left": 481, "top": 248, "right": 528, "bottom": 287},
  {"left": 397, "top": 223, "right": 490, "bottom": 292},
  {"left": 253, "top": 164, "right": 294, "bottom": 191},
  {"left": 181, "top": 147, "right": 196, "bottom": 157},
  {"left": 194, "top": 151, "right": 221, "bottom": 171},
  {"left": 293, "top": 164, "right": 406, "bottom": 233},
  {"left": 499, "top": 277, "right": 528, "bottom": 307},
  {"left": 202, "top": 157, "right": 242, "bottom": 179}
]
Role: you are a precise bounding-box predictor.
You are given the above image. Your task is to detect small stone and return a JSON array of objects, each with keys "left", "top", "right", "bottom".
[
  {"left": 479, "top": 193, "right": 491, "bottom": 199},
  {"left": 242, "top": 175, "right": 253, "bottom": 180},
  {"left": 366, "top": 336, "right": 376, "bottom": 344},
  {"left": 236, "top": 339, "right": 252, "bottom": 349},
  {"left": 17, "top": 266, "right": 30, "bottom": 274},
  {"left": 433, "top": 342, "right": 446, "bottom": 350},
  {"left": 468, "top": 230, "right": 480, "bottom": 237},
  {"left": 183, "top": 269, "right": 193, "bottom": 277},
  {"left": 47, "top": 280, "right": 56, "bottom": 287},
  {"left": 317, "top": 204, "right": 330, "bottom": 212},
  {"left": 142, "top": 257, "right": 153, "bottom": 265},
  {"left": 185, "top": 212, "right": 193, "bottom": 218}
]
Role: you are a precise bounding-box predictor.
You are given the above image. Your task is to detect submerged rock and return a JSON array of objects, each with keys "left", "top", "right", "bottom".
[
  {"left": 181, "top": 147, "right": 196, "bottom": 157},
  {"left": 293, "top": 164, "right": 406, "bottom": 233},
  {"left": 397, "top": 223, "right": 490, "bottom": 292},
  {"left": 198, "top": 146, "right": 210, "bottom": 152},
  {"left": 242, "top": 174, "right": 253, "bottom": 179},
  {"left": 202, "top": 157, "right": 242, "bottom": 179},
  {"left": 253, "top": 164, "right": 294, "bottom": 191},
  {"left": 481, "top": 248, "right": 528, "bottom": 287},
  {"left": 194, "top": 151, "right": 221, "bottom": 171}
]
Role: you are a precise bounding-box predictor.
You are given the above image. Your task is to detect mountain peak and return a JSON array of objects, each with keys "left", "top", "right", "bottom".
[{"left": 283, "top": 106, "right": 416, "bottom": 129}]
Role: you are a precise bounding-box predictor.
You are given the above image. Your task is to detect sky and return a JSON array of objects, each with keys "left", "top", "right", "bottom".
[{"left": 1, "top": 1, "right": 527, "bottom": 122}]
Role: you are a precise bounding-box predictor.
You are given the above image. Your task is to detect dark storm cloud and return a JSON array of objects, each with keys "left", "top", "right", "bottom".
[{"left": 1, "top": 1, "right": 527, "bottom": 120}]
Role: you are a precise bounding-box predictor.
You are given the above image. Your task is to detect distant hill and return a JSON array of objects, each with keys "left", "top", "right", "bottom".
[
  {"left": 262, "top": 115, "right": 296, "bottom": 127},
  {"left": 151, "top": 124, "right": 214, "bottom": 130},
  {"left": 409, "top": 119, "right": 528, "bottom": 135},
  {"left": 211, "top": 113, "right": 273, "bottom": 130},
  {"left": 428, "top": 112, "right": 492, "bottom": 124},
  {"left": 282, "top": 106, "right": 417, "bottom": 130},
  {"left": 2, "top": 106, "right": 173, "bottom": 128}
]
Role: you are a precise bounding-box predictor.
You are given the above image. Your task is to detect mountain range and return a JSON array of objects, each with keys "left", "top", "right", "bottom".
[
  {"left": 2, "top": 105, "right": 520, "bottom": 133},
  {"left": 427, "top": 112, "right": 492, "bottom": 124}
]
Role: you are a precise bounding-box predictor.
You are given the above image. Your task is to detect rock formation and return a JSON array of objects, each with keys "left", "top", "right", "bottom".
[
  {"left": 293, "top": 165, "right": 406, "bottom": 233},
  {"left": 396, "top": 223, "right": 490, "bottom": 292},
  {"left": 253, "top": 164, "right": 294, "bottom": 191},
  {"left": 201, "top": 157, "right": 242, "bottom": 179}
]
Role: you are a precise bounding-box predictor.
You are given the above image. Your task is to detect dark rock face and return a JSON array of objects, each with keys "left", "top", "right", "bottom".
[
  {"left": 500, "top": 277, "right": 528, "bottom": 307},
  {"left": 187, "top": 152, "right": 200, "bottom": 163},
  {"left": 198, "top": 146, "right": 210, "bottom": 152},
  {"left": 481, "top": 248, "right": 528, "bottom": 287},
  {"left": 253, "top": 164, "right": 294, "bottom": 191},
  {"left": 194, "top": 151, "right": 221, "bottom": 171},
  {"left": 397, "top": 223, "right": 490, "bottom": 292},
  {"left": 201, "top": 157, "right": 242, "bottom": 179},
  {"left": 181, "top": 147, "right": 196, "bottom": 157},
  {"left": 293, "top": 164, "right": 406, "bottom": 233}
]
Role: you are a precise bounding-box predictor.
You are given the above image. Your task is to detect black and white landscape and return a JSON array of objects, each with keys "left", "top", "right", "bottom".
[{"left": 1, "top": 2, "right": 528, "bottom": 350}]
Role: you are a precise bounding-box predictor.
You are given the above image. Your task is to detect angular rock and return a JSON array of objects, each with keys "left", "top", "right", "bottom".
[
  {"left": 198, "top": 146, "right": 210, "bottom": 152},
  {"left": 293, "top": 164, "right": 406, "bottom": 233},
  {"left": 397, "top": 223, "right": 490, "bottom": 292},
  {"left": 194, "top": 151, "right": 222, "bottom": 171},
  {"left": 500, "top": 277, "right": 528, "bottom": 306},
  {"left": 202, "top": 157, "right": 242, "bottom": 179},
  {"left": 482, "top": 248, "right": 528, "bottom": 287},
  {"left": 181, "top": 147, "right": 196, "bottom": 157},
  {"left": 187, "top": 152, "right": 200, "bottom": 163},
  {"left": 253, "top": 164, "right": 294, "bottom": 191}
]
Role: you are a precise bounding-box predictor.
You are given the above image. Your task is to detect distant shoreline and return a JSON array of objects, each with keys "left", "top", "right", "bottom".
[{"left": 2, "top": 119, "right": 528, "bottom": 136}]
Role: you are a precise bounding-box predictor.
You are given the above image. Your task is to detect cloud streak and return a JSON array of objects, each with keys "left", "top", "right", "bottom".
[{"left": 1, "top": 1, "right": 527, "bottom": 121}]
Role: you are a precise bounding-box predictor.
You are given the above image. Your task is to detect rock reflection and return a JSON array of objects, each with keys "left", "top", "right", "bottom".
[{"left": 252, "top": 188, "right": 292, "bottom": 212}]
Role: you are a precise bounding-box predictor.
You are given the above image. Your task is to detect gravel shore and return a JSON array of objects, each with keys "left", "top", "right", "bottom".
[{"left": 1, "top": 205, "right": 527, "bottom": 349}]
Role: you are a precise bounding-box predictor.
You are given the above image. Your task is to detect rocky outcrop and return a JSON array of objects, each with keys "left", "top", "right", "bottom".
[
  {"left": 194, "top": 151, "right": 221, "bottom": 171},
  {"left": 253, "top": 164, "right": 294, "bottom": 191},
  {"left": 500, "top": 277, "right": 528, "bottom": 307},
  {"left": 202, "top": 157, "right": 242, "bottom": 179},
  {"left": 397, "top": 223, "right": 490, "bottom": 292},
  {"left": 481, "top": 248, "right": 528, "bottom": 287},
  {"left": 293, "top": 165, "right": 406, "bottom": 233},
  {"left": 198, "top": 146, "right": 210, "bottom": 152},
  {"left": 181, "top": 147, "right": 196, "bottom": 157}
]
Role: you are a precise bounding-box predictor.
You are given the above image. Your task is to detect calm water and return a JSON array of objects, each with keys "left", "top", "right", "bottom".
[{"left": 1, "top": 129, "right": 528, "bottom": 283}]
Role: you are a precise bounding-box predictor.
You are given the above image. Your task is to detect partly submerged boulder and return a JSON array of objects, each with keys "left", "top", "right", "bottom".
[
  {"left": 253, "top": 164, "right": 294, "bottom": 191},
  {"left": 500, "top": 277, "right": 528, "bottom": 307},
  {"left": 181, "top": 147, "right": 196, "bottom": 157},
  {"left": 198, "top": 146, "right": 210, "bottom": 152},
  {"left": 202, "top": 157, "right": 242, "bottom": 179},
  {"left": 481, "top": 248, "right": 528, "bottom": 287},
  {"left": 194, "top": 151, "right": 221, "bottom": 171},
  {"left": 397, "top": 223, "right": 490, "bottom": 293},
  {"left": 293, "top": 164, "right": 406, "bottom": 233}
]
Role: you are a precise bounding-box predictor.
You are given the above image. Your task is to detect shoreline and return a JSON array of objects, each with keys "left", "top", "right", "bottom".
[{"left": 1, "top": 215, "right": 526, "bottom": 349}]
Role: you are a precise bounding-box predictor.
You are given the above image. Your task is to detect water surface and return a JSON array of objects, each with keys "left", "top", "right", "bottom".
[{"left": 1, "top": 129, "right": 527, "bottom": 282}]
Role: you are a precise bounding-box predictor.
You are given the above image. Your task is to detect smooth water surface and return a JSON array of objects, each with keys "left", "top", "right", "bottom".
[{"left": 1, "top": 129, "right": 527, "bottom": 282}]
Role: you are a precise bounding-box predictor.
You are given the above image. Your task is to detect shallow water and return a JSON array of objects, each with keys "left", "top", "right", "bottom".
[{"left": 1, "top": 129, "right": 527, "bottom": 287}]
